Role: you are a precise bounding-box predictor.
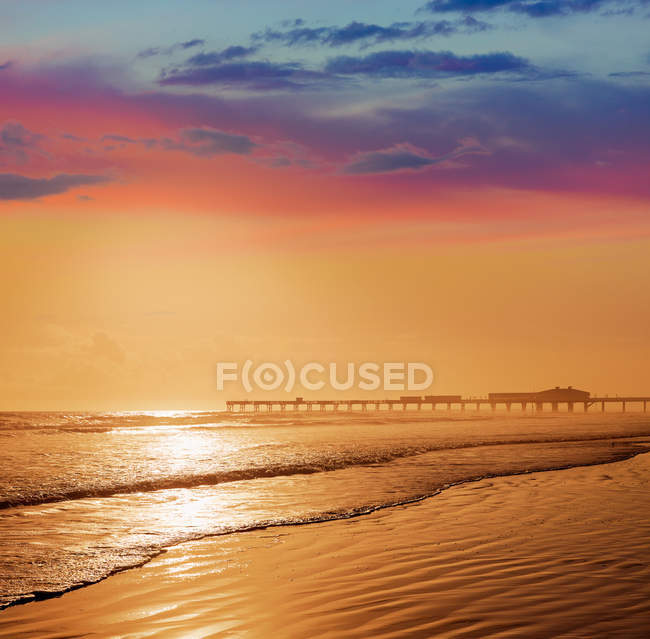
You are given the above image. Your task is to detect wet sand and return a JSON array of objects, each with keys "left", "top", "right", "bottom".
[{"left": 2, "top": 453, "right": 650, "bottom": 638}]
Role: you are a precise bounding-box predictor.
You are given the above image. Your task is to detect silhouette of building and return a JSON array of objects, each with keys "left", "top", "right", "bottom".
[
  {"left": 488, "top": 386, "right": 590, "bottom": 403},
  {"left": 535, "top": 386, "right": 589, "bottom": 402}
]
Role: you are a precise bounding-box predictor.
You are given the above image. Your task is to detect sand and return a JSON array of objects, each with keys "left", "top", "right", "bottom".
[{"left": 2, "top": 453, "right": 650, "bottom": 638}]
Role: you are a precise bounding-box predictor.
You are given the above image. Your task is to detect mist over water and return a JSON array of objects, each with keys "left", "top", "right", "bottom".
[{"left": 1, "top": 410, "right": 649, "bottom": 609}]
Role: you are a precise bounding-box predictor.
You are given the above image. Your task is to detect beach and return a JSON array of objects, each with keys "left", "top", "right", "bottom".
[
  {"left": 2, "top": 427, "right": 649, "bottom": 638},
  {"left": 4, "top": 0, "right": 650, "bottom": 633}
]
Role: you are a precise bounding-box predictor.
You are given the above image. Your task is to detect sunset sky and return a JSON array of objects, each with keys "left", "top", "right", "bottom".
[{"left": 1, "top": 0, "right": 649, "bottom": 409}]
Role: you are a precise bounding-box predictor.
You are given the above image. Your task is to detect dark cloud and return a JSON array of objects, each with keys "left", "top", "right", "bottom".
[
  {"left": 160, "top": 43, "right": 337, "bottom": 90},
  {"left": 343, "top": 139, "right": 487, "bottom": 174},
  {"left": 159, "top": 60, "right": 332, "bottom": 90},
  {"left": 510, "top": 0, "right": 604, "bottom": 17},
  {"left": 139, "top": 138, "right": 158, "bottom": 149},
  {"left": 4, "top": 56, "right": 649, "bottom": 198},
  {"left": 253, "top": 18, "right": 491, "bottom": 47},
  {"left": 253, "top": 26, "right": 326, "bottom": 46},
  {"left": 161, "top": 127, "right": 257, "bottom": 156},
  {"left": 0, "top": 121, "right": 46, "bottom": 163},
  {"left": 422, "top": 0, "right": 617, "bottom": 17},
  {"left": 180, "top": 39, "right": 206, "bottom": 50},
  {"left": 185, "top": 46, "right": 259, "bottom": 66},
  {"left": 0, "top": 61, "right": 12, "bottom": 71},
  {"left": 0, "top": 173, "right": 110, "bottom": 200},
  {"left": 94, "top": 127, "right": 258, "bottom": 157},
  {"left": 460, "top": 16, "right": 495, "bottom": 31},
  {"left": 423, "top": 0, "right": 515, "bottom": 11},
  {"left": 609, "top": 71, "right": 650, "bottom": 77},
  {"left": 345, "top": 150, "right": 435, "bottom": 173},
  {"left": 138, "top": 48, "right": 163, "bottom": 59},
  {"left": 256, "top": 156, "right": 293, "bottom": 168},
  {"left": 141, "top": 128, "right": 314, "bottom": 168},
  {"left": 356, "top": 80, "right": 650, "bottom": 194},
  {"left": 325, "top": 50, "right": 532, "bottom": 78},
  {"left": 1, "top": 121, "right": 43, "bottom": 148},
  {"left": 101, "top": 134, "right": 138, "bottom": 144},
  {"left": 269, "top": 156, "right": 292, "bottom": 167},
  {"left": 61, "top": 132, "right": 86, "bottom": 142},
  {"left": 137, "top": 39, "right": 206, "bottom": 59},
  {"left": 159, "top": 41, "right": 559, "bottom": 90},
  {"left": 140, "top": 75, "right": 648, "bottom": 192},
  {"left": 138, "top": 70, "right": 649, "bottom": 195},
  {"left": 97, "top": 134, "right": 157, "bottom": 150}
]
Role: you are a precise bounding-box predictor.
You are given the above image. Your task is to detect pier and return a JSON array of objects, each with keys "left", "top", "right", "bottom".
[{"left": 226, "top": 387, "right": 650, "bottom": 413}]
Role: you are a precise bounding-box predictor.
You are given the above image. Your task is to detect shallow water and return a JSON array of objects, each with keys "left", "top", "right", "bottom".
[{"left": 1, "top": 410, "right": 649, "bottom": 609}]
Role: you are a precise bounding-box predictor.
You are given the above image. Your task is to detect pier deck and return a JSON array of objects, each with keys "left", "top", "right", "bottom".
[{"left": 226, "top": 393, "right": 649, "bottom": 413}]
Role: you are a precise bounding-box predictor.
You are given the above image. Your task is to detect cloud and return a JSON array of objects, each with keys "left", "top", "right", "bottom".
[
  {"left": 161, "top": 127, "right": 257, "bottom": 156},
  {"left": 345, "top": 149, "right": 435, "bottom": 173},
  {"left": 137, "top": 39, "right": 206, "bottom": 59},
  {"left": 256, "top": 156, "right": 293, "bottom": 168},
  {"left": 1, "top": 121, "right": 43, "bottom": 148},
  {"left": 253, "top": 18, "right": 491, "bottom": 48},
  {"left": 343, "top": 139, "right": 488, "bottom": 174},
  {"left": 423, "top": 0, "right": 518, "bottom": 11},
  {"left": 61, "top": 132, "right": 86, "bottom": 142},
  {"left": 179, "top": 39, "right": 206, "bottom": 50},
  {"left": 159, "top": 44, "right": 342, "bottom": 90},
  {"left": 0, "top": 121, "right": 46, "bottom": 164},
  {"left": 460, "top": 16, "right": 495, "bottom": 31},
  {"left": 94, "top": 127, "right": 259, "bottom": 157},
  {"left": 101, "top": 134, "right": 138, "bottom": 144},
  {"left": 147, "top": 129, "right": 315, "bottom": 167},
  {"left": 325, "top": 50, "right": 532, "bottom": 78},
  {"left": 3, "top": 55, "right": 649, "bottom": 198},
  {"left": 608, "top": 71, "right": 650, "bottom": 77},
  {"left": 99, "top": 134, "right": 158, "bottom": 150},
  {"left": 155, "top": 42, "right": 568, "bottom": 93},
  {"left": 185, "top": 46, "right": 259, "bottom": 66},
  {"left": 138, "top": 48, "right": 163, "bottom": 59},
  {"left": 0, "top": 61, "right": 12, "bottom": 71},
  {"left": 509, "top": 0, "right": 604, "bottom": 17},
  {"left": 0, "top": 173, "right": 110, "bottom": 200},
  {"left": 422, "top": 0, "right": 621, "bottom": 17},
  {"left": 159, "top": 60, "right": 332, "bottom": 90}
]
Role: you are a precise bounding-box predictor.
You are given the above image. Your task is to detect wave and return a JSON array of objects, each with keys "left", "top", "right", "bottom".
[
  {"left": 3, "top": 446, "right": 650, "bottom": 611},
  {"left": 0, "top": 411, "right": 228, "bottom": 432},
  {"left": 0, "top": 411, "right": 495, "bottom": 432},
  {"left": 6, "top": 408, "right": 644, "bottom": 433},
  {"left": 3, "top": 433, "right": 650, "bottom": 510}
]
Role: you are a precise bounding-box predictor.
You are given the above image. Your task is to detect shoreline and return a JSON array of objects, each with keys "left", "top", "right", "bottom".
[{"left": 2, "top": 445, "right": 650, "bottom": 631}]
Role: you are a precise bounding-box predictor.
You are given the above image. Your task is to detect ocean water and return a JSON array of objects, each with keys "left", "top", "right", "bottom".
[{"left": 1, "top": 410, "right": 649, "bottom": 609}]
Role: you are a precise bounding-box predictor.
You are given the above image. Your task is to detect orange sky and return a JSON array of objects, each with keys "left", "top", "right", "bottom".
[
  {"left": 2, "top": 203, "right": 649, "bottom": 410},
  {"left": 2, "top": 4, "right": 650, "bottom": 409}
]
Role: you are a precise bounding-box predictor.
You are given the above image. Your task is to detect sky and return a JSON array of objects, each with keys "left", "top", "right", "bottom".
[{"left": 1, "top": 0, "right": 649, "bottom": 409}]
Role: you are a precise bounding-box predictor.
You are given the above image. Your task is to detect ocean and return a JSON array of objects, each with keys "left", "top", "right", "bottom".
[{"left": 1, "top": 410, "right": 649, "bottom": 610}]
